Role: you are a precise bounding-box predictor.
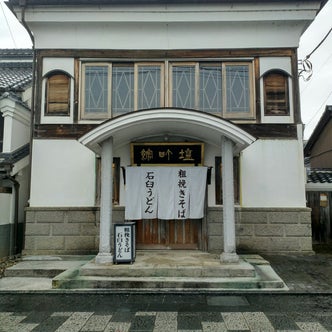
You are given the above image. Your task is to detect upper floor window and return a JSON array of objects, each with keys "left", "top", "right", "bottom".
[
  {"left": 45, "top": 71, "right": 71, "bottom": 116},
  {"left": 263, "top": 70, "right": 289, "bottom": 116},
  {"left": 81, "top": 61, "right": 254, "bottom": 120}
]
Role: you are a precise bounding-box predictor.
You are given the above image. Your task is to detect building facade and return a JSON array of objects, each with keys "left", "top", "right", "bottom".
[
  {"left": 305, "top": 106, "right": 332, "bottom": 244},
  {"left": 7, "top": 0, "right": 326, "bottom": 262},
  {"left": 0, "top": 49, "right": 32, "bottom": 258}
]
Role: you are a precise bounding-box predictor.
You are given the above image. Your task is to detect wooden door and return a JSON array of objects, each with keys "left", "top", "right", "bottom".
[{"left": 136, "top": 219, "right": 200, "bottom": 249}]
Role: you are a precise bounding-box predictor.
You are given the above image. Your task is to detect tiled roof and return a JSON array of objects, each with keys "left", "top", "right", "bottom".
[
  {"left": 0, "top": 49, "right": 33, "bottom": 93},
  {"left": 307, "top": 169, "right": 332, "bottom": 184},
  {"left": 0, "top": 49, "right": 33, "bottom": 59}
]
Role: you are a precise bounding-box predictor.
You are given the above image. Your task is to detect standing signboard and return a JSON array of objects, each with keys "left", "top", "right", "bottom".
[{"left": 113, "top": 222, "right": 136, "bottom": 264}]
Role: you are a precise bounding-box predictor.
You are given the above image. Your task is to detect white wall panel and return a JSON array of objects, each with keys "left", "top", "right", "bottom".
[
  {"left": 29, "top": 139, "right": 96, "bottom": 207},
  {"left": 241, "top": 139, "right": 306, "bottom": 207}
]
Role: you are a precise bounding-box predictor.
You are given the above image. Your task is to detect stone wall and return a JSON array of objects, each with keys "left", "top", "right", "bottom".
[
  {"left": 207, "top": 207, "right": 313, "bottom": 253},
  {"left": 23, "top": 206, "right": 312, "bottom": 255}
]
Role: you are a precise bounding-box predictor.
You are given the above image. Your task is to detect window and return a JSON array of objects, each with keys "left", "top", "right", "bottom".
[
  {"left": 264, "top": 70, "right": 289, "bottom": 116},
  {"left": 112, "top": 64, "right": 134, "bottom": 116},
  {"left": 81, "top": 61, "right": 254, "bottom": 120},
  {"left": 45, "top": 71, "right": 71, "bottom": 116},
  {"left": 215, "top": 156, "right": 239, "bottom": 205},
  {"left": 225, "top": 64, "right": 252, "bottom": 117},
  {"left": 83, "top": 65, "right": 109, "bottom": 118}
]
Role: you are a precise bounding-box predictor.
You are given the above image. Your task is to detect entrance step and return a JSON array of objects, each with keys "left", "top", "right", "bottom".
[{"left": 51, "top": 251, "right": 288, "bottom": 291}]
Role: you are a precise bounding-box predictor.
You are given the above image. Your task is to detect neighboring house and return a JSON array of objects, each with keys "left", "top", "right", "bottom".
[
  {"left": 0, "top": 49, "right": 32, "bottom": 258},
  {"left": 6, "top": 0, "right": 326, "bottom": 264},
  {"left": 304, "top": 105, "right": 332, "bottom": 244}
]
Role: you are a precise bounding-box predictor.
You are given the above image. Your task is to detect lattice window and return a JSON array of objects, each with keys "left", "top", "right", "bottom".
[
  {"left": 137, "top": 64, "right": 163, "bottom": 110},
  {"left": 84, "top": 65, "right": 108, "bottom": 116},
  {"left": 112, "top": 64, "right": 134, "bottom": 116},
  {"left": 81, "top": 61, "right": 254, "bottom": 120},
  {"left": 199, "top": 64, "right": 222, "bottom": 113},
  {"left": 224, "top": 64, "right": 251, "bottom": 117},
  {"left": 171, "top": 64, "right": 197, "bottom": 109}
]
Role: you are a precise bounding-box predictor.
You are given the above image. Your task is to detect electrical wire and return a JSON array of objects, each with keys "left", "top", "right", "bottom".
[
  {"left": 298, "top": 27, "right": 332, "bottom": 81},
  {"left": 0, "top": 0, "right": 17, "bottom": 48}
]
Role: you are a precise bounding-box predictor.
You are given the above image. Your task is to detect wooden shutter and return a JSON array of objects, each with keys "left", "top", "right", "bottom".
[
  {"left": 46, "top": 74, "right": 70, "bottom": 115},
  {"left": 264, "top": 72, "right": 289, "bottom": 116}
]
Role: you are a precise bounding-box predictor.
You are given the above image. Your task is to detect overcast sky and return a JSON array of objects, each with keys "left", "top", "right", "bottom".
[{"left": 1, "top": 0, "right": 331, "bottom": 140}]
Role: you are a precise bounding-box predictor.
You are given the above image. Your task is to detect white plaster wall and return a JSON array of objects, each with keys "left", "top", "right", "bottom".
[
  {"left": 240, "top": 139, "right": 306, "bottom": 207},
  {"left": 29, "top": 139, "right": 96, "bottom": 207},
  {"left": 18, "top": 2, "right": 319, "bottom": 50},
  {"left": 29, "top": 21, "right": 307, "bottom": 50},
  {"left": 1, "top": 101, "right": 30, "bottom": 153}
]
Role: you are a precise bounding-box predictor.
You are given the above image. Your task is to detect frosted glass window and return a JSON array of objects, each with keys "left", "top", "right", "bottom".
[
  {"left": 112, "top": 64, "right": 134, "bottom": 116},
  {"left": 199, "top": 65, "right": 222, "bottom": 113},
  {"left": 84, "top": 66, "right": 108, "bottom": 114},
  {"left": 172, "top": 65, "right": 196, "bottom": 109},
  {"left": 137, "top": 65, "right": 161, "bottom": 110},
  {"left": 225, "top": 65, "right": 250, "bottom": 114}
]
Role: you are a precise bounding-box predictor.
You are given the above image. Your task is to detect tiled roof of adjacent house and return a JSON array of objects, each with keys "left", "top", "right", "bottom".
[
  {"left": 307, "top": 169, "right": 332, "bottom": 184},
  {"left": 0, "top": 49, "right": 33, "bottom": 93}
]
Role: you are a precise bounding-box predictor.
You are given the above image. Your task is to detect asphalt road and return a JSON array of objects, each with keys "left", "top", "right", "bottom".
[{"left": 0, "top": 293, "right": 331, "bottom": 331}]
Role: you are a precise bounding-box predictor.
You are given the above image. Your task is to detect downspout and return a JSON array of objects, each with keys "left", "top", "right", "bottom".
[{"left": 7, "top": 173, "right": 20, "bottom": 256}]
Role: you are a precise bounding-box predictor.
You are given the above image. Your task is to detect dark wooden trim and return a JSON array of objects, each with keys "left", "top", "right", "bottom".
[
  {"left": 36, "top": 48, "right": 296, "bottom": 59},
  {"left": 34, "top": 124, "right": 98, "bottom": 139},
  {"left": 238, "top": 123, "right": 298, "bottom": 138},
  {"left": 74, "top": 58, "right": 80, "bottom": 123},
  {"left": 35, "top": 52, "right": 43, "bottom": 124},
  {"left": 254, "top": 57, "right": 261, "bottom": 123},
  {"left": 291, "top": 50, "right": 301, "bottom": 124}
]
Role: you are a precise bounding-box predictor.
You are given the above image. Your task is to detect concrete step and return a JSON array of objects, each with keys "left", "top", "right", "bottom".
[
  {"left": 51, "top": 253, "right": 288, "bottom": 291},
  {"left": 4, "top": 256, "right": 93, "bottom": 278},
  {"left": 79, "top": 260, "right": 256, "bottom": 278},
  {"left": 52, "top": 264, "right": 287, "bottom": 291}
]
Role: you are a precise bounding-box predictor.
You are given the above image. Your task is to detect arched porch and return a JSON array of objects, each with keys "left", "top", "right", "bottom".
[{"left": 79, "top": 109, "right": 256, "bottom": 264}]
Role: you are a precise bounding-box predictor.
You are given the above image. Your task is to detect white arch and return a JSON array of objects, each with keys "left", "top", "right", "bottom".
[{"left": 79, "top": 108, "right": 256, "bottom": 153}]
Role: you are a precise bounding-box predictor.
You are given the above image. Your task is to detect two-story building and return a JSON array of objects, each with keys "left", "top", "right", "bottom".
[
  {"left": 0, "top": 49, "right": 32, "bottom": 258},
  {"left": 7, "top": 0, "right": 326, "bottom": 264}
]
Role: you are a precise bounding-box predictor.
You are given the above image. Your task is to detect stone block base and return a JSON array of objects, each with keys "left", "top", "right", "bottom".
[{"left": 23, "top": 206, "right": 312, "bottom": 255}]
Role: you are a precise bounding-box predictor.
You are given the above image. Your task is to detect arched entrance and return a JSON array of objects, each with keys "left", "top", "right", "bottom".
[{"left": 79, "top": 108, "right": 256, "bottom": 264}]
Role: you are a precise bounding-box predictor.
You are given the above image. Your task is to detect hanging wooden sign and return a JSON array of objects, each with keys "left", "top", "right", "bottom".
[{"left": 131, "top": 142, "right": 204, "bottom": 166}]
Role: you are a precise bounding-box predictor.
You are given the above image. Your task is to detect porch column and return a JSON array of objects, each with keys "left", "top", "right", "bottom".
[
  {"left": 95, "top": 137, "right": 114, "bottom": 264},
  {"left": 220, "top": 136, "right": 239, "bottom": 263}
]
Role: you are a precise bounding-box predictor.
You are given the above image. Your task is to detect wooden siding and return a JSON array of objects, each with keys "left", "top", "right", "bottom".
[{"left": 309, "top": 120, "right": 332, "bottom": 168}]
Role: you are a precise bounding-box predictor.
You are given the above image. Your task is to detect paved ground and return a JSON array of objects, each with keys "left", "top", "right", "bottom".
[
  {"left": 0, "top": 247, "right": 331, "bottom": 331},
  {"left": 0, "top": 293, "right": 332, "bottom": 331}
]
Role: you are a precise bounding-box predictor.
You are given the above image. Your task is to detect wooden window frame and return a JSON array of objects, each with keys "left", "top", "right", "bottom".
[
  {"left": 81, "top": 63, "right": 111, "bottom": 120},
  {"left": 222, "top": 62, "right": 255, "bottom": 120},
  {"left": 45, "top": 71, "right": 71, "bottom": 116},
  {"left": 263, "top": 70, "right": 290, "bottom": 116},
  {"left": 80, "top": 60, "right": 255, "bottom": 120}
]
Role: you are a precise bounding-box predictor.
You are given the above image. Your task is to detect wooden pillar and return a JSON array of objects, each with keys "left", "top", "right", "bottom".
[
  {"left": 95, "top": 137, "right": 114, "bottom": 264},
  {"left": 220, "top": 136, "right": 239, "bottom": 263}
]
